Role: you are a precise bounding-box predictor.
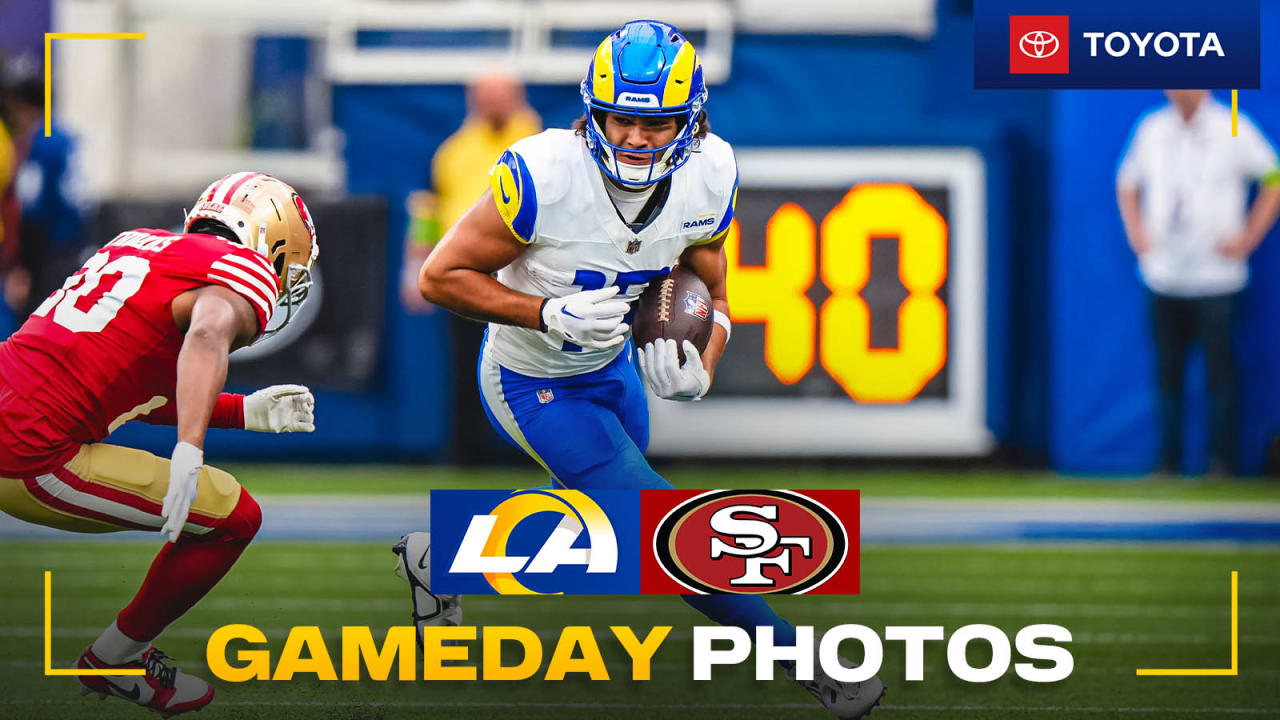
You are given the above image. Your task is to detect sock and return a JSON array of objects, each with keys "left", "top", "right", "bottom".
[
  {"left": 90, "top": 620, "right": 151, "bottom": 664},
  {"left": 681, "top": 594, "right": 798, "bottom": 648},
  {"left": 115, "top": 490, "right": 262, "bottom": 641}
]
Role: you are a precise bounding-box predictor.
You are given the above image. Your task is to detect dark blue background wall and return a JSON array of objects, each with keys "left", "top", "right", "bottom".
[{"left": 1049, "top": 0, "right": 1280, "bottom": 474}]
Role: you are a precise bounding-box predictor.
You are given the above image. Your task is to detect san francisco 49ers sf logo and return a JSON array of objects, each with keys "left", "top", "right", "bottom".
[{"left": 653, "top": 490, "right": 848, "bottom": 594}]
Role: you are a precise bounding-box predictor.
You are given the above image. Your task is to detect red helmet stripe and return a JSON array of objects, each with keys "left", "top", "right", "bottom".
[
  {"left": 205, "top": 172, "right": 238, "bottom": 201},
  {"left": 221, "top": 172, "right": 261, "bottom": 204},
  {"left": 204, "top": 179, "right": 223, "bottom": 201}
]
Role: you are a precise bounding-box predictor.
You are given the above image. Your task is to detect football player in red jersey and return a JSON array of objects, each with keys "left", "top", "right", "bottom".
[{"left": 0, "top": 172, "right": 319, "bottom": 715}]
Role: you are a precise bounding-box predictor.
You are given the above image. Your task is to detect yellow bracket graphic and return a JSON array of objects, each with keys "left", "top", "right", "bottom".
[
  {"left": 1136, "top": 570, "right": 1238, "bottom": 677},
  {"left": 44, "top": 571, "right": 144, "bottom": 677},
  {"left": 1232, "top": 90, "right": 1239, "bottom": 137},
  {"left": 43, "top": 32, "right": 146, "bottom": 137}
]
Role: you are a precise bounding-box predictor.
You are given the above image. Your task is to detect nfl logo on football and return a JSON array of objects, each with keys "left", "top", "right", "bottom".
[{"left": 683, "top": 291, "right": 710, "bottom": 320}]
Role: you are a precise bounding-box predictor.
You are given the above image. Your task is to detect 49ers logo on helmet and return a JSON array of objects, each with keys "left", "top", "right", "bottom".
[
  {"left": 291, "top": 193, "right": 317, "bottom": 244},
  {"left": 644, "top": 490, "right": 857, "bottom": 595}
]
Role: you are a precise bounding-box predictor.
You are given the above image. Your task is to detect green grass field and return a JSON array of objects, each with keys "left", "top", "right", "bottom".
[{"left": 1, "top": 467, "right": 1277, "bottom": 720}]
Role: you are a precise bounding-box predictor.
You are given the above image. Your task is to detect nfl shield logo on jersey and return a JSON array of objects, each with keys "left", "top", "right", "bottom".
[
  {"left": 536, "top": 388, "right": 555, "bottom": 404},
  {"left": 626, "top": 239, "right": 642, "bottom": 254},
  {"left": 683, "top": 291, "right": 710, "bottom": 320}
]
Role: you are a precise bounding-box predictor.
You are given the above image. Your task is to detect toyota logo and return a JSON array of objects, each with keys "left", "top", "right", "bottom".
[{"left": 1019, "top": 30, "right": 1060, "bottom": 58}]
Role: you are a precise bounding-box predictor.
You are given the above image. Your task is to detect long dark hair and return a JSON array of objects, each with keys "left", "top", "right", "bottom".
[{"left": 572, "top": 109, "right": 710, "bottom": 141}]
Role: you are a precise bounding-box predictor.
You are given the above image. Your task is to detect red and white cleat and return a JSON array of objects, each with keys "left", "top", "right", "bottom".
[{"left": 77, "top": 646, "right": 214, "bottom": 716}]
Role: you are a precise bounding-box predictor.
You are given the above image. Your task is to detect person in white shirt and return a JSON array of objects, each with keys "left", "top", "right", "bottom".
[{"left": 1117, "top": 89, "right": 1280, "bottom": 474}]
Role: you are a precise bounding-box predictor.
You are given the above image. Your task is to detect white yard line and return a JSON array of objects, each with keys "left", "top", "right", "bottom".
[
  {"left": 26, "top": 596, "right": 1264, "bottom": 620},
  {"left": 0, "top": 699, "right": 1275, "bottom": 714}
]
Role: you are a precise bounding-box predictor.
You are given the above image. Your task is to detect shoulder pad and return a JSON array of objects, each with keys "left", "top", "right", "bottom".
[
  {"left": 508, "top": 129, "right": 576, "bottom": 205},
  {"left": 489, "top": 130, "right": 578, "bottom": 244},
  {"left": 491, "top": 149, "right": 538, "bottom": 244},
  {"left": 697, "top": 133, "right": 738, "bottom": 197},
  {"left": 696, "top": 133, "right": 738, "bottom": 242}
]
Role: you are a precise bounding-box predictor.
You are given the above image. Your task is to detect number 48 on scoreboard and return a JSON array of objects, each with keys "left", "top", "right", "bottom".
[
  {"left": 650, "top": 148, "right": 990, "bottom": 457},
  {"left": 725, "top": 184, "right": 947, "bottom": 403}
]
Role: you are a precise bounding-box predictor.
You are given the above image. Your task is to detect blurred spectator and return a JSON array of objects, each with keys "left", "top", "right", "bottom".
[
  {"left": 403, "top": 71, "right": 539, "bottom": 464},
  {"left": 1117, "top": 90, "right": 1280, "bottom": 475},
  {"left": 0, "top": 62, "right": 21, "bottom": 325},
  {"left": 7, "top": 72, "right": 94, "bottom": 318},
  {"left": 400, "top": 71, "right": 540, "bottom": 312}
]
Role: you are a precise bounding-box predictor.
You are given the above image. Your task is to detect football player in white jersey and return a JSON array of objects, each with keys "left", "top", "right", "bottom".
[{"left": 395, "top": 20, "right": 884, "bottom": 718}]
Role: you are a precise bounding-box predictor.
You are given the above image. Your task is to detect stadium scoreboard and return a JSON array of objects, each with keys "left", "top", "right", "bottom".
[{"left": 649, "top": 148, "right": 991, "bottom": 456}]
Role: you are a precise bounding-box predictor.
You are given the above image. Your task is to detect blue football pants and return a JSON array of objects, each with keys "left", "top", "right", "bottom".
[{"left": 478, "top": 336, "right": 797, "bottom": 647}]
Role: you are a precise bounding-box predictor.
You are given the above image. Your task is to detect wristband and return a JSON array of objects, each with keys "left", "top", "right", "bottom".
[
  {"left": 713, "top": 309, "right": 731, "bottom": 342},
  {"left": 538, "top": 298, "right": 549, "bottom": 332},
  {"left": 211, "top": 393, "right": 245, "bottom": 429}
]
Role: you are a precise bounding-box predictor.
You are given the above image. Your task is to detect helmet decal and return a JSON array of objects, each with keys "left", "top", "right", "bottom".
[
  {"left": 591, "top": 36, "right": 615, "bottom": 106},
  {"left": 292, "top": 193, "right": 316, "bottom": 244}
]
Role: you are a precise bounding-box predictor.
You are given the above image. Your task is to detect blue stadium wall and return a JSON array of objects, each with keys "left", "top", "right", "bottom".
[{"left": 1049, "top": 2, "right": 1280, "bottom": 474}]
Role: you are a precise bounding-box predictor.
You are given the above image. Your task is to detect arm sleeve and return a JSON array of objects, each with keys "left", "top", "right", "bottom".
[
  {"left": 138, "top": 393, "right": 245, "bottom": 429},
  {"left": 489, "top": 149, "right": 538, "bottom": 244},
  {"left": 204, "top": 247, "right": 281, "bottom": 333},
  {"left": 1237, "top": 116, "right": 1280, "bottom": 183}
]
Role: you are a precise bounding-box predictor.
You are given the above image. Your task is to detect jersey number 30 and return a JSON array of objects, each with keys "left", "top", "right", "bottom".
[{"left": 32, "top": 252, "right": 150, "bottom": 333}]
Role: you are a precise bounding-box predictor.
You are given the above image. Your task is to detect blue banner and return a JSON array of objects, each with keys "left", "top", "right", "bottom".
[
  {"left": 975, "top": 0, "right": 1260, "bottom": 88},
  {"left": 430, "top": 489, "right": 641, "bottom": 595}
]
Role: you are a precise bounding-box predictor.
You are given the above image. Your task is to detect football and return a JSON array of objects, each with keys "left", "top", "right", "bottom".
[{"left": 632, "top": 265, "right": 715, "bottom": 363}]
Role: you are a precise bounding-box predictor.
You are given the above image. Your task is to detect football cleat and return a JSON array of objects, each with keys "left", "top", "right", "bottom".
[
  {"left": 788, "top": 654, "right": 886, "bottom": 720},
  {"left": 392, "top": 532, "right": 462, "bottom": 646},
  {"left": 77, "top": 646, "right": 213, "bottom": 716}
]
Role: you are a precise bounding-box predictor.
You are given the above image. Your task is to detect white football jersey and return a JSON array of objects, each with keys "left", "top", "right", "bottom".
[{"left": 484, "top": 128, "right": 738, "bottom": 377}]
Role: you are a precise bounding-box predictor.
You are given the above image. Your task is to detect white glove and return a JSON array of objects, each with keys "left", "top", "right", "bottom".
[
  {"left": 541, "top": 286, "right": 630, "bottom": 350},
  {"left": 637, "top": 339, "right": 711, "bottom": 401},
  {"left": 244, "top": 384, "right": 315, "bottom": 433},
  {"left": 160, "top": 442, "right": 203, "bottom": 543}
]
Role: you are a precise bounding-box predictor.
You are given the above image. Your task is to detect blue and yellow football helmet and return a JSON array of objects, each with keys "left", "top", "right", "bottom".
[{"left": 581, "top": 20, "right": 707, "bottom": 187}]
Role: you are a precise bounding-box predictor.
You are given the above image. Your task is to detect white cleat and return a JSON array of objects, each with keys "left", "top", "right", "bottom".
[
  {"left": 392, "top": 532, "right": 462, "bottom": 645},
  {"left": 789, "top": 654, "right": 886, "bottom": 720},
  {"left": 77, "top": 646, "right": 213, "bottom": 716}
]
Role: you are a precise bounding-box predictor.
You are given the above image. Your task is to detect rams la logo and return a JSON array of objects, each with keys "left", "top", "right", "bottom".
[
  {"left": 448, "top": 490, "right": 617, "bottom": 595},
  {"left": 653, "top": 490, "right": 847, "bottom": 594}
]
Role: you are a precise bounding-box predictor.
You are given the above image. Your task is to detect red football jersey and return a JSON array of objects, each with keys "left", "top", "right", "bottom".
[{"left": 0, "top": 229, "right": 279, "bottom": 475}]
